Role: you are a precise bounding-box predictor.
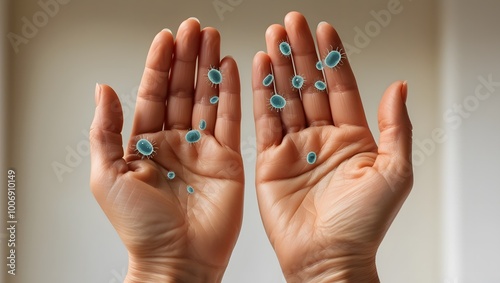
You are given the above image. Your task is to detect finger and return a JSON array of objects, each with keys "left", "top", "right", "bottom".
[
  {"left": 215, "top": 56, "right": 241, "bottom": 152},
  {"left": 130, "top": 29, "right": 174, "bottom": 138},
  {"left": 192, "top": 27, "right": 220, "bottom": 135},
  {"left": 90, "top": 84, "right": 128, "bottom": 192},
  {"left": 284, "top": 12, "right": 333, "bottom": 127},
  {"left": 265, "top": 24, "right": 306, "bottom": 133},
  {"left": 165, "top": 18, "right": 201, "bottom": 130},
  {"left": 374, "top": 81, "right": 413, "bottom": 191},
  {"left": 252, "top": 52, "right": 283, "bottom": 152},
  {"left": 316, "top": 21, "right": 368, "bottom": 127}
]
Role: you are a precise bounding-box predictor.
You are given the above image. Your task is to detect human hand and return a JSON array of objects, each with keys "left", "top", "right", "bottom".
[
  {"left": 252, "top": 12, "right": 413, "bottom": 282},
  {"left": 90, "top": 18, "right": 243, "bottom": 283}
]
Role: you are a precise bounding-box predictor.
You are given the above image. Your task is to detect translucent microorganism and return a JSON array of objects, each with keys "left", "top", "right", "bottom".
[
  {"left": 185, "top": 129, "right": 201, "bottom": 144},
  {"left": 263, "top": 74, "right": 274, "bottom": 87},
  {"left": 292, "top": 75, "right": 305, "bottom": 90},
  {"left": 279, "top": 41, "right": 291, "bottom": 56},
  {"left": 199, "top": 119, "right": 207, "bottom": 130},
  {"left": 135, "top": 138, "right": 155, "bottom": 159},
  {"left": 316, "top": 60, "right": 324, "bottom": 70},
  {"left": 186, "top": 185, "right": 195, "bottom": 194},
  {"left": 269, "top": 94, "right": 286, "bottom": 111},
  {"left": 208, "top": 67, "right": 222, "bottom": 85},
  {"left": 209, "top": 96, "right": 219, "bottom": 104},
  {"left": 167, "top": 171, "right": 175, "bottom": 180},
  {"left": 314, "top": 80, "right": 327, "bottom": 91},
  {"left": 306, "top": 151, "right": 317, "bottom": 164},
  {"left": 324, "top": 48, "right": 344, "bottom": 69}
]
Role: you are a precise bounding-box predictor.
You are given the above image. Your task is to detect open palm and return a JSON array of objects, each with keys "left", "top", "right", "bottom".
[
  {"left": 252, "top": 12, "right": 413, "bottom": 281},
  {"left": 90, "top": 18, "right": 243, "bottom": 282}
]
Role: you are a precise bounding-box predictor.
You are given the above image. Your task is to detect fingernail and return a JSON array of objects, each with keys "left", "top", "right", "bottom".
[
  {"left": 401, "top": 81, "right": 408, "bottom": 103},
  {"left": 162, "top": 28, "right": 172, "bottom": 34},
  {"left": 95, "top": 83, "right": 101, "bottom": 106},
  {"left": 318, "top": 21, "right": 329, "bottom": 28},
  {"left": 188, "top": 17, "right": 200, "bottom": 23}
]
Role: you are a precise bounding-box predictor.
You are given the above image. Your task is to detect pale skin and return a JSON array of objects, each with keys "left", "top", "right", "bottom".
[{"left": 90, "top": 12, "right": 413, "bottom": 283}]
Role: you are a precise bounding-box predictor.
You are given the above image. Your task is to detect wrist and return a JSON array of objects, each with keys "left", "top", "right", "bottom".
[
  {"left": 124, "top": 256, "right": 225, "bottom": 283},
  {"left": 283, "top": 254, "right": 379, "bottom": 283}
]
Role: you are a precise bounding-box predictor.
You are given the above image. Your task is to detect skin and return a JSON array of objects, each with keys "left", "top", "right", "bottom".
[
  {"left": 252, "top": 12, "right": 413, "bottom": 282},
  {"left": 90, "top": 18, "right": 244, "bottom": 282},
  {"left": 90, "top": 12, "right": 413, "bottom": 283}
]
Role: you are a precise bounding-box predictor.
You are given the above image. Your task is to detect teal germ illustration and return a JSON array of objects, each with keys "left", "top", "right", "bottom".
[
  {"left": 316, "top": 60, "right": 324, "bottom": 70},
  {"left": 314, "top": 80, "right": 326, "bottom": 91},
  {"left": 279, "top": 41, "right": 291, "bottom": 56},
  {"left": 263, "top": 74, "right": 274, "bottom": 87},
  {"left": 185, "top": 129, "right": 201, "bottom": 144},
  {"left": 208, "top": 67, "right": 222, "bottom": 85},
  {"left": 324, "top": 49, "right": 343, "bottom": 69},
  {"left": 167, "top": 171, "right": 175, "bottom": 180},
  {"left": 292, "top": 75, "right": 305, "bottom": 90},
  {"left": 270, "top": 94, "right": 286, "bottom": 111},
  {"left": 187, "top": 185, "right": 195, "bottom": 194},
  {"left": 135, "top": 138, "right": 155, "bottom": 158},
  {"left": 199, "top": 119, "right": 207, "bottom": 130},
  {"left": 209, "top": 96, "right": 219, "bottom": 104},
  {"left": 306, "top": 151, "right": 317, "bottom": 164}
]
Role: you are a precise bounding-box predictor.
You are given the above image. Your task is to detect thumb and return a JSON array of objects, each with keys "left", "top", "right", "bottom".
[
  {"left": 374, "top": 81, "right": 413, "bottom": 191},
  {"left": 89, "top": 84, "right": 127, "bottom": 194}
]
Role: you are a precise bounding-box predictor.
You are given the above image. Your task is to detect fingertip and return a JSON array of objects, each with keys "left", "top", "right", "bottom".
[
  {"left": 221, "top": 55, "right": 236, "bottom": 67},
  {"left": 202, "top": 26, "right": 221, "bottom": 40},
  {"left": 316, "top": 20, "right": 332, "bottom": 32},
  {"left": 285, "top": 11, "right": 302, "bottom": 19},
  {"left": 220, "top": 56, "right": 240, "bottom": 91},
  {"left": 284, "top": 11, "right": 304, "bottom": 26},
  {"left": 95, "top": 83, "right": 101, "bottom": 106},
  {"left": 265, "top": 24, "right": 284, "bottom": 38},
  {"left": 378, "top": 80, "right": 412, "bottom": 131},
  {"left": 154, "top": 28, "right": 174, "bottom": 44},
  {"left": 252, "top": 53, "right": 272, "bottom": 90},
  {"left": 402, "top": 80, "right": 408, "bottom": 103},
  {"left": 253, "top": 51, "right": 270, "bottom": 68},
  {"left": 188, "top": 17, "right": 200, "bottom": 24},
  {"left": 255, "top": 50, "right": 268, "bottom": 57},
  {"left": 180, "top": 17, "right": 201, "bottom": 32}
]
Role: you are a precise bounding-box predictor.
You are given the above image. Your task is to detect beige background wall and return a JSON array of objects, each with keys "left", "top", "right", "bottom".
[
  {"left": 1, "top": 0, "right": 495, "bottom": 282},
  {"left": 440, "top": 0, "right": 500, "bottom": 282}
]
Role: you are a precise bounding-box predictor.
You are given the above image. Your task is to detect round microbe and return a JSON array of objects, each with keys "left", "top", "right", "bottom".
[
  {"left": 324, "top": 50, "right": 342, "bottom": 68},
  {"left": 292, "top": 75, "right": 305, "bottom": 89},
  {"left": 199, "top": 119, "right": 207, "bottom": 130},
  {"left": 186, "top": 185, "right": 195, "bottom": 194},
  {"left": 208, "top": 68, "right": 222, "bottom": 85},
  {"left": 167, "top": 171, "right": 175, "bottom": 180},
  {"left": 315, "top": 81, "right": 327, "bottom": 91},
  {"left": 209, "top": 96, "right": 219, "bottom": 104},
  {"left": 279, "top": 42, "right": 291, "bottom": 56},
  {"left": 270, "top": 94, "right": 286, "bottom": 110},
  {"left": 185, "top": 129, "right": 201, "bottom": 144},
  {"left": 136, "top": 138, "right": 154, "bottom": 157},
  {"left": 307, "top": 151, "right": 317, "bottom": 164},
  {"left": 316, "top": 60, "right": 324, "bottom": 70},
  {"left": 263, "top": 74, "right": 274, "bottom": 87}
]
